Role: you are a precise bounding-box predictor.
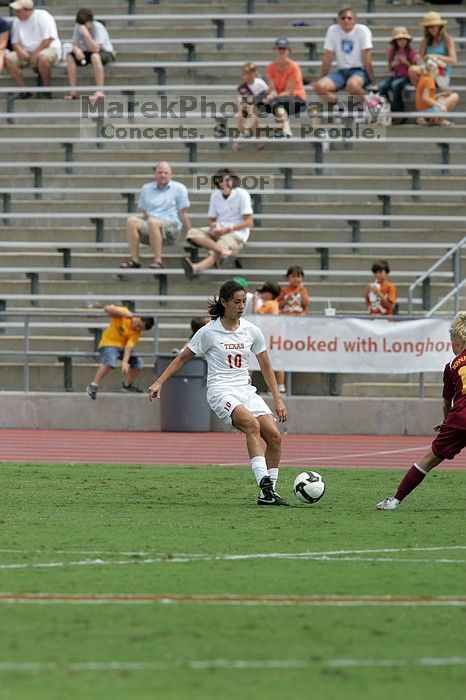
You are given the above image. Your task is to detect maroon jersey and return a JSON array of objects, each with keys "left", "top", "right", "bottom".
[{"left": 442, "top": 348, "right": 466, "bottom": 429}]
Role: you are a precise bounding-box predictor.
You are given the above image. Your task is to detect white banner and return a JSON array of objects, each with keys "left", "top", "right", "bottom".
[{"left": 246, "top": 316, "right": 452, "bottom": 373}]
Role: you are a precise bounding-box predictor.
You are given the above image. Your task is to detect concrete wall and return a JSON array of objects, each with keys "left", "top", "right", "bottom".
[{"left": 0, "top": 392, "right": 441, "bottom": 435}]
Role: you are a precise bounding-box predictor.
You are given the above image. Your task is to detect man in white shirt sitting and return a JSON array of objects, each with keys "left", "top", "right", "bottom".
[
  {"left": 5, "top": 0, "right": 61, "bottom": 98},
  {"left": 183, "top": 169, "right": 253, "bottom": 280},
  {"left": 314, "top": 5, "right": 375, "bottom": 105}
]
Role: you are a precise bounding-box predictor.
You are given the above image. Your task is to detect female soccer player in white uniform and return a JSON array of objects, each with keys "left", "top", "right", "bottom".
[{"left": 148, "top": 279, "right": 289, "bottom": 506}]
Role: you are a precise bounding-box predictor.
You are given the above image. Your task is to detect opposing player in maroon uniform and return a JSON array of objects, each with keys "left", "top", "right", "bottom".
[{"left": 377, "top": 311, "right": 466, "bottom": 510}]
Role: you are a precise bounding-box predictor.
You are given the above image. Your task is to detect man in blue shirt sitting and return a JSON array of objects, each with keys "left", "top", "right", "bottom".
[{"left": 120, "top": 161, "right": 191, "bottom": 269}]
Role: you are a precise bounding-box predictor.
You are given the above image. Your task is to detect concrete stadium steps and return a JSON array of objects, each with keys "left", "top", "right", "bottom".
[
  {"left": 2, "top": 250, "right": 460, "bottom": 273},
  {"left": 340, "top": 381, "right": 443, "bottom": 399},
  {"left": 1, "top": 226, "right": 462, "bottom": 246},
  {"left": 0, "top": 276, "right": 455, "bottom": 306},
  {"left": 1, "top": 173, "right": 464, "bottom": 192},
  {"left": 0, "top": 362, "right": 157, "bottom": 393},
  {"left": 3, "top": 197, "right": 464, "bottom": 217}
]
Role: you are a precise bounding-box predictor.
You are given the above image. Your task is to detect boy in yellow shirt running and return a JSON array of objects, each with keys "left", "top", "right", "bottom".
[{"left": 86, "top": 305, "right": 154, "bottom": 399}]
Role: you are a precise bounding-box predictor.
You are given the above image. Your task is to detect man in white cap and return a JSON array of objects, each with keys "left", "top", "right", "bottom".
[{"left": 5, "top": 0, "right": 61, "bottom": 98}]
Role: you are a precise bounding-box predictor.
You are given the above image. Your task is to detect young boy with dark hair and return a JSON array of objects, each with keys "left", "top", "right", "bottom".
[
  {"left": 365, "top": 259, "right": 397, "bottom": 316},
  {"left": 86, "top": 304, "right": 154, "bottom": 399}
]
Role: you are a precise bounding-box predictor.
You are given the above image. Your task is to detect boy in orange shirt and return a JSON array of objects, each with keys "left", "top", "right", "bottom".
[
  {"left": 364, "top": 260, "right": 397, "bottom": 316},
  {"left": 415, "top": 58, "right": 459, "bottom": 126},
  {"left": 86, "top": 304, "right": 154, "bottom": 399},
  {"left": 254, "top": 281, "right": 281, "bottom": 315}
]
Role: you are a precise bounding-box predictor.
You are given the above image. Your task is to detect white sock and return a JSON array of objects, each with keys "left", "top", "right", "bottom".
[
  {"left": 268, "top": 468, "right": 278, "bottom": 490},
  {"left": 251, "top": 456, "right": 268, "bottom": 486}
]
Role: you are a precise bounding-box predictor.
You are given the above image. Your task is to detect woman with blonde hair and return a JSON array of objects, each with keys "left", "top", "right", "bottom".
[{"left": 378, "top": 311, "right": 466, "bottom": 510}]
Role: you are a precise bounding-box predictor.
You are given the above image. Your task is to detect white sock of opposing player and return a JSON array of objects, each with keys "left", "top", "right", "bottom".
[
  {"left": 251, "top": 456, "right": 268, "bottom": 491},
  {"left": 268, "top": 468, "right": 278, "bottom": 490}
]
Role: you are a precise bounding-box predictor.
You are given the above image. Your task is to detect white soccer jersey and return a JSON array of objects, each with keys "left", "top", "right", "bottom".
[{"left": 188, "top": 317, "right": 266, "bottom": 391}]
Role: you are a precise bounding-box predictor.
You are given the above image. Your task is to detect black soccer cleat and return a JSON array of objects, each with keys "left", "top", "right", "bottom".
[{"left": 258, "top": 476, "right": 290, "bottom": 506}]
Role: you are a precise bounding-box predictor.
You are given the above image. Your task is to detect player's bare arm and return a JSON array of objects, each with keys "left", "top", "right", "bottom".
[
  {"left": 104, "top": 304, "right": 133, "bottom": 318},
  {"left": 148, "top": 347, "right": 195, "bottom": 400}
]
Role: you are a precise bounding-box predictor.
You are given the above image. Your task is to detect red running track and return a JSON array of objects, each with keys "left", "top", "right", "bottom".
[{"left": 0, "top": 429, "right": 464, "bottom": 469}]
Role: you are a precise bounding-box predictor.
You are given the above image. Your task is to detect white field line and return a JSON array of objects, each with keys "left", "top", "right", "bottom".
[
  {"left": 1, "top": 594, "right": 465, "bottom": 607},
  {"left": 0, "top": 657, "right": 464, "bottom": 672},
  {"left": 0, "top": 546, "right": 464, "bottom": 571},
  {"left": 218, "top": 444, "right": 431, "bottom": 467}
]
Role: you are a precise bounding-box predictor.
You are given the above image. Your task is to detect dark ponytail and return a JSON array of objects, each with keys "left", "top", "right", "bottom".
[{"left": 208, "top": 280, "right": 245, "bottom": 319}]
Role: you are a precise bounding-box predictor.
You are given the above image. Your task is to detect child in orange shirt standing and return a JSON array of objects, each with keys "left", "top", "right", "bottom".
[
  {"left": 365, "top": 260, "right": 397, "bottom": 316},
  {"left": 276, "top": 265, "right": 309, "bottom": 393},
  {"left": 415, "top": 58, "right": 459, "bottom": 126}
]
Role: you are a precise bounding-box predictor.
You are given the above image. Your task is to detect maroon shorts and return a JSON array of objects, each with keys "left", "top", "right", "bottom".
[{"left": 431, "top": 422, "right": 466, "bottom": 461}]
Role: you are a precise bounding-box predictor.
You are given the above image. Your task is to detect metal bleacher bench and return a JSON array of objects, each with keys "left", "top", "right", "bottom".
[
  {"left": 0, "top": 136, "right": 463, "bottom": 179},
  {"left": 0, "top": 240, "right": 461, "bottom": 291},
  {"left": 0, "top": 187, "right": 463, "bottom": 230},
  {"left": 1, "top": 211, "right": 465, "bottom": 248},
  {"left": 53, "top": 10, "right": 466, "bottom": 36},
  {"left": 0, "top": 264, "right": 455, "bottom": 306}
]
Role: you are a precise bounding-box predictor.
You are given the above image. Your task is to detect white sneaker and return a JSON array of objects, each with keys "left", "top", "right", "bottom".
[
  {"left": 278, "top": 384, "right": 286, "bottom": 394},
  {"left": 376, "top": 496, "right": 400, "bottom": 511}
]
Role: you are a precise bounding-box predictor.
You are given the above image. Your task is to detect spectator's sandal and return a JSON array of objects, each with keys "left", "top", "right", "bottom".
[
  {"left": 149, "top": 261, "right": 164, "bottom": 269},
  {"left": 119, "top": 259, "right": 141, "bottom": 269},
  {"left": 182, "top": 257, "right": 195, "bottom": 280}
]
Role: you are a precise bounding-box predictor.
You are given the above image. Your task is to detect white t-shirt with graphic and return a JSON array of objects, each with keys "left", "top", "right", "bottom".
[
  {"left": 207, "top": 187, "right": 253, "bottom": 243},
  {"left": 323, "top": 23, "right": 372, "bottom": 69},
  {"left": 188, "top": 317, "right": 266, "bottom": 390}
]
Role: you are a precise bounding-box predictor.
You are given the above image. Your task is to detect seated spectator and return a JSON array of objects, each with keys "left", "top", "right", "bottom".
[
  {"left": 120, "top": 162, "right": 191, "bottom": 270},
  {"left": 5, "top": 0, "right": 61, "bottom": 99},
  {"left": 261, "top": 37, "right": 306, "bottom": 138},
  {"left": 233, "top": 62, "right": 269, "bottom": 151},
  {"left": 276, "top": 265, "right": 309, "bottom": 393},
  {"left": 313, "top": 6, "right": 375, "bottom": 109},
  {"left": 65, "top": 7, "right": 115, "bottom": 102},
  {"left": 233, "top": 275, "right": 255, "bottom": 315},
  {"left": 85, "top": 304, "right": 154, "bottom": 400},
  {"left": 254, "top": 281, "right": 281, "bottom": 315},
  {"left": 364, "top": 260, "right": 397, "bottom": 315},
  {"left": 409, "top": 12, "right": 457, "bottom": 89},
  {"left": 414, "top": 58, "right": 459, "bottom": 127},
  {"left": 378, "top": 27, "right": 419, "bottom": 124},
  {"left": 0, "top": 15, "right": 11, "bottom": 74},
  {"left": 190, "top": 316, "right": 211, "bottom": 338},
  {"left": 183, "top": 169, "right": 253, "bottom": 279}
]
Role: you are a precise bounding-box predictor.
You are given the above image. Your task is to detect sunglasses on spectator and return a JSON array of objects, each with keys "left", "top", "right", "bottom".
[{"left": 339, "top": 15, "right": 354, "bottom": 20}]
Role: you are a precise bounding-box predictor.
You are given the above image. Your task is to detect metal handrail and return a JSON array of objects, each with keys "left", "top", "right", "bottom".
[
  {"left": 426, "top": 278, "right": 466, "bottom": 318},
  {"left": 407, "top": 236, "right": 466, "bottom": 316}
]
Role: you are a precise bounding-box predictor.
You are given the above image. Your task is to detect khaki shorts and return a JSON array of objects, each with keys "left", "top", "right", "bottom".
[
  {"left": 7, "top": 47, "right": 60, "bottom": 67},
  {"left": 186, "top": 226, "right": 244, "bottom": 262},
  {"left": 135, "top": 216, "right": 181, "bottom": 246}
]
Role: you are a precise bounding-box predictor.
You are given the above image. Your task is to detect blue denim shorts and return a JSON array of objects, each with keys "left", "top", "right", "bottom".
[
  {"left": 327, "top": 68, "right": 370, "bottom": 91},
  {"left": 99, "top": 346, "right": 144, "bottom": 369}
]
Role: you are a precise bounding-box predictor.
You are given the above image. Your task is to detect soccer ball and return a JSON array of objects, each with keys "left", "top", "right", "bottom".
[{"left": 293, "top": 471, "right": 325, "bottom": 504}]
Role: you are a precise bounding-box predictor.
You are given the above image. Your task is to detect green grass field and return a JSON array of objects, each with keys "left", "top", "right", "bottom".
[{"left": 0, "top": 463, "right": 465, "bottom": 700}]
